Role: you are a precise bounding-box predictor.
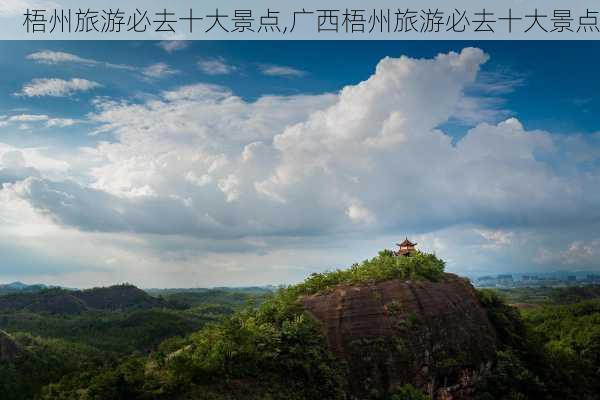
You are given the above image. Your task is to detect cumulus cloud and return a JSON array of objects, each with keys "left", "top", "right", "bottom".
[
  {"left": 4, "top": 47, "right": 600, "bottom": 284},
  {"left": 197, "top": 57, "right": 237, "bottom": 75},
  {"left": 0, "top": 143, "right": 69, "bottom": 185},
  {"left": 142, "top": 62, "right": 179, "bottom": 79},
  {"left": 15, "top": 48, "right": 600, "bottom": 235},
  {"left": 259, "top": 64, "right": 307, "bottom": 77},
  {"left": 16, "top": 78, "right": 101, "bottom": 97},
  {"left": 158, "top": 41, "right": 189, "bottom": 53},
  {"left": 0, "top": 150, "right": 40, "bottom": 184}
]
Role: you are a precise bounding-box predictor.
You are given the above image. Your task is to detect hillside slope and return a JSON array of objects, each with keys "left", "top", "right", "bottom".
[
  {"left": 0, "top": 330, "right": 21, "bottom": 361},
  {"left": 0, "top": 284, "right": 169, "bottom": 314}
]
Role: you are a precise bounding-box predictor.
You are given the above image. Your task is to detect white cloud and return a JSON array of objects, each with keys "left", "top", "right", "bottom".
[
  {"left": 161, "top": 83, "right": 232, "bottom": 102},
  {"left": 1, "top": 114, "right": 78, "bottom": 128},
  {"left": 0, "top": 142, "right": 69, "bottom": 179},
  {"left": 473, "top": 70, "right": 526, "bottom": 95},
  {"left": 197, "top": 57, "right": 236, "bottom": 75},
  {"left": 452, "top": 96, "right": 511, "bottom": 125},
  {"left": 534, "top": 239, "right": 600, "bottom": 267},
  {"left": 27, "top": 51, "right": 97, "bottom": 65},
  {"left": 260, "top": 64, "right": 307, "bottom": 77},
  {"left": 16, "top": 78, "right": 101, "bottom": 97},
  {"left": 142, "top": 62, "right": 179, "bottom": 79},
  {"left": 16, "top": 47, "right": 600, "bottom": 240},
  {"left": 26, "top": 50, "right": 134, "bottom": 70},
  {"left": 346, "top": 204, "right": 375, "bottom": 225},
  {"left": 8, "top": 114, "right": 49, "bottom": 122},
  {"left": 46, "top": 118, "right": 78, "bottom": 128},
  {"left": 474, "top": 229, "right": 514, "bottom": 249},
  {"left": 158, "top": 41, "right": 189, "bottom": 53},
  {"left": 4, "top": 47, "right": 600, "bottom": 285},
  {"left": 218, "top": 174, "right": 241, "bottom": 202}
]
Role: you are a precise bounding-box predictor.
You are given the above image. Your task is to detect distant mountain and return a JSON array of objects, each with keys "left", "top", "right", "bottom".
[
  {"left": 145, "top": 285, "right": 276, "bottom": 296},
  {"left": 0, "top": 284, "right": 171, "bottom": 315},
  {"left": 157, "top": 288, "right": 269, "bottom": 310},
  {"left": 0, "top": 282, "right": 54, "bottom": 296},
  {"left": 5, "top": 282, "right": 27, "bottom": 289},
  {"left": 470, "top": 270, "right": 600, "bottom": 283}
]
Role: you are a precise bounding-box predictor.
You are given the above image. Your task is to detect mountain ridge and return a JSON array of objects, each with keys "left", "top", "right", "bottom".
[{"left": 0, "top": 284, "right": 170, "bottom": 314}]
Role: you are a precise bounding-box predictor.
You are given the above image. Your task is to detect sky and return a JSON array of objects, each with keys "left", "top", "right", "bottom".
[{"left": 0, "top": 40, "right": 599, "bottom": 288}]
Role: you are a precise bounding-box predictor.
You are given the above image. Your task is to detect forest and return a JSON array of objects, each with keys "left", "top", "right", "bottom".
[{"left": 1, "top": 253, "right": 600, "bottom": 399}]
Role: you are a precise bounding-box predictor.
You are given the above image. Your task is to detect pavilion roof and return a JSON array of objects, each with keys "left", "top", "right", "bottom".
[{"left": 397, "top": 238, "right": 417, "bottom": 247}]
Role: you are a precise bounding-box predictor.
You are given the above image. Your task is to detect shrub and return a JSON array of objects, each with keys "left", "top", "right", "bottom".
[
  {"left": 287, "top": 250, "right": 445, "bottom": 297},
  {"left": 388, "top": 384, "right": 429, "bottom": 400}
]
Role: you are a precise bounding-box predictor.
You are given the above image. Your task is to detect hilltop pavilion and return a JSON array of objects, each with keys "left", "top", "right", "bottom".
[{"left": 395, "top": 238, "right": 417, "bottom": 257}]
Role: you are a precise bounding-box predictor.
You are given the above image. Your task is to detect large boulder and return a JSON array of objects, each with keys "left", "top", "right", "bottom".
[{"left": 303, "top": 273, "right": 497, "bottom": 400}]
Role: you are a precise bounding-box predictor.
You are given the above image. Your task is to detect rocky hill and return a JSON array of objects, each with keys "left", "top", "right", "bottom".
[
  {"left": 74, "top": 284, "right": 166, "bottom": 311},
  {"left": 303, "top": 273, "right": 497, "bottom": 400},
  {"left": 0, "top": 284, "right": 169, "bottom": 314}
]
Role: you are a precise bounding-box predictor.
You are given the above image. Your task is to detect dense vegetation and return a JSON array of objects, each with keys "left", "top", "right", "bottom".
[
  {"left": 286, "top": 250, "right": 446, "bottom": 298},
  {"left": 2, "top": 255, "right": 600, "bottom": 399},
  {"left": 0, "top": 285, "right": 266, "bottom": 400},
  {"left": 0, "top": 284, "right": 169, "bottom": 314},
  {"left": 159, "top": 289, "right": 266, "bottom": 309},
  {"left": 28, "top": 251, "right": 447, "bottom": 399},
  {"left": 4, "top": 289, "right": 344, "bottom": 400},
  {"left": 474, "top": 289, "right": 600, "bottom": 400},
  {"left": 1, "top": 251, "right": 445, "bottom": 400}
]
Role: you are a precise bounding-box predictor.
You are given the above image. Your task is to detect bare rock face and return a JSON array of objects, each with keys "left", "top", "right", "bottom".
[
  {"left": 302, "top": 274, "right": 497, "bottom": 400},
  {"left": 0, "top": 330, "right": 21, "bottom": 361}
]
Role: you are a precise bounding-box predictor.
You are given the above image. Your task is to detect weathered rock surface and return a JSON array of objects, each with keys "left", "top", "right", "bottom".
[
  {"left": 0, "top": 329, "right": 21, "bottom": 361},
  {"left": 303, "top": 273, "right": 497, "bottom": 400}
]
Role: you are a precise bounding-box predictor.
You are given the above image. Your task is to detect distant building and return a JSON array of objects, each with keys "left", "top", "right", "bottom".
[
  {"left": 522, "top": 275, "right": 531, "bottom": 281},
  {"left": 395, "top": 238, "right": 417, "bottom": 257},
  {"left": 587, "top": 274, "right": 600, "bottom": 282},
  {"left": 567, "top": 275, "right": 577, "bottom": 282}
]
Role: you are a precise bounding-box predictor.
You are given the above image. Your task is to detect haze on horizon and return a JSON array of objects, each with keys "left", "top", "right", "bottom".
[{"left": 0, "top": 41, "right": 599, "bottom": 288}]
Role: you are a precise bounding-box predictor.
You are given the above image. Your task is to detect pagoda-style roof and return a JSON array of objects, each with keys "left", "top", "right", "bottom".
[{"left": 397, "top": 238, "right": 417, "bottom": 247}]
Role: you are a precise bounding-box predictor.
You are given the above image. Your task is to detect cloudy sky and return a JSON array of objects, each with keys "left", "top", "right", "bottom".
[{"left": 0, "top": 41, "right": 599, "bottom": 288}]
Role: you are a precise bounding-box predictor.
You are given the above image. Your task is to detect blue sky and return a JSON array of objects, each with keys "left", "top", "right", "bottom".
[
  {"left": 0, "top": 40, "right": 599, "bottom": 288},
  {"left": 1, "top": 41, "right": 598, "bottom": 130},
  {"left": 0, "top": 40, "right": 598, "bottom": 155}
]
